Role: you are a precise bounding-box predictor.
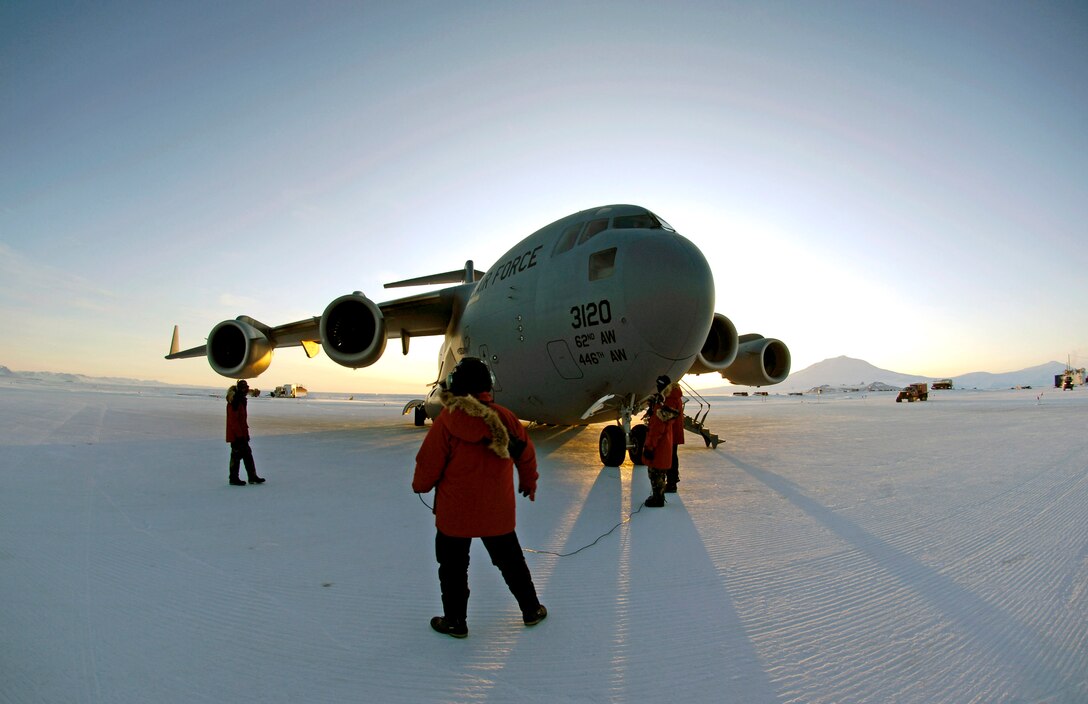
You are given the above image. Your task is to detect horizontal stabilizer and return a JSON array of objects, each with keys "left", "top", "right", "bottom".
[{"left": 385, "top": 260, "right": 482, "bottom": 289}]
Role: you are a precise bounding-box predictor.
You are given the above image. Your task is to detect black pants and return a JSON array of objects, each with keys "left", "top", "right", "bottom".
[
  {"left": 435, "top": 530, "right": 540, "bottom": 622},
  {"left": 229, "top": 439, "right": 258, "bottom": 481},
  {"left": 667, "top": 444, "right": 680, "bottom": 486}
]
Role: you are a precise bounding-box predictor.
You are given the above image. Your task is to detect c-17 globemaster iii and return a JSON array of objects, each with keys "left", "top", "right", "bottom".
[{"left": 167, "top": 204, "right": 790, "bottom": 465}]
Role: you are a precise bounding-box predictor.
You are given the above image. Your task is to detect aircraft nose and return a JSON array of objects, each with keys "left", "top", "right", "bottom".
[{"left": 621, "top": 232, "right": 715, "bottom": 360}]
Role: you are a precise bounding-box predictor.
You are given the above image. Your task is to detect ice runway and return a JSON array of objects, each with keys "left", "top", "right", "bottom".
[{"left": 2, "top": 380, "right": 1086, "bottom": 703}]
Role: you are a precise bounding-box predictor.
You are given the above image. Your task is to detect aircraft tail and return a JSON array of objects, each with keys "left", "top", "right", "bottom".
[{"left": 385, "top": 261, "right": 481, "bottom": 289}]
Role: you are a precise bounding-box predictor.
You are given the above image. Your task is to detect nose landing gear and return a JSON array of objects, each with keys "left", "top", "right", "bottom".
[{"left": 597, "top": 396, "right": 647, "bottom": 467}]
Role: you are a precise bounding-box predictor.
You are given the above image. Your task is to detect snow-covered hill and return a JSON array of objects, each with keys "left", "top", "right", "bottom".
[{"left": 699, "top": 356, "right": 1069, "bottom": 394}]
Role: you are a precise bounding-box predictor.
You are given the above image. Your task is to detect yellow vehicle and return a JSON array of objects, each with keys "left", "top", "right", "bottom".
[{"left": 896, "top": 382, "right": 929, "bottom": 402}]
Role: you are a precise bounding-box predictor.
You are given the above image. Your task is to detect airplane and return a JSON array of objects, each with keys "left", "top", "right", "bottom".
[{"left": 166, "top": 204, "right": 790, "bottom": 466}]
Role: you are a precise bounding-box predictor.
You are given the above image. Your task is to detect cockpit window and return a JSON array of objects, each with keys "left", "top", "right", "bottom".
[
  {"left": 577, "top": 218, "right": 610, "bottom": 245},
  {"left": 612, "top": 213, "right": 659, "bottom": 229},
  {"left": 552, "top": 222, "right": 583, "bottom": 256},
  {"left": 589, "top": 247, "right": 617, "bottom": 281},
  {"left": 553, "top": 209, "right": 675, "bottom": 257}
]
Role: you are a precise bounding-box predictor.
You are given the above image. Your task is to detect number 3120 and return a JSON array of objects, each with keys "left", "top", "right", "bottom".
[{"left": 570, "top": 300, "right": 612, "bottom": 329}]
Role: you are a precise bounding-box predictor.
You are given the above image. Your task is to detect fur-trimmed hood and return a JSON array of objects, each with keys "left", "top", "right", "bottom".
[
  {"left": 655, "top": 404, "right": 679, "bottom": 422},
  {"left": 660, "top": 382, "right": 681, "bottom": 410},
  {"left": 441, "top": 392, "right": 511, "bottom": 459}
]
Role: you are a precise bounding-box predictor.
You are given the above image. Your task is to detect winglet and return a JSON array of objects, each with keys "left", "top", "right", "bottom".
[{"left": 165, "top": 326, "right": 207, "bottom": 360}]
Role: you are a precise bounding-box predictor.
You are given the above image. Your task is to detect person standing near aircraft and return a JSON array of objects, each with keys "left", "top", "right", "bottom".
[
  {"left": 641, "top": 392, "right": 679, "bottom": 507},
  {"left": 413, "top": 357, "right": 547, "bottom": 639},
  {"left": 225, "top": 380, "right": 265, "bottom": 486},
  {"left": 658, "top": 375, "right": 685, "bottom": 493}
]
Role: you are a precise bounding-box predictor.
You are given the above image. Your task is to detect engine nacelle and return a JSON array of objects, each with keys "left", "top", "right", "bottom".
[
  {"left": 686, "top": 313, "right": 739, "bottom": 375},
  {"left": 719, "top": 334, "right": 791, "bottom": 386},
  {"left": 320, "top": 292, "right": 387, "bottom": 368},
  {"left": 207, "top": 319, "right": 273, "bottom": 379}
]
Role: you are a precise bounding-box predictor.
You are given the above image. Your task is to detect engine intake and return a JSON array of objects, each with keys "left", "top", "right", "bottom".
[
  {"left": 686, "top": 313, "right": 739, "bottom": 375},
  {"left": 208, "top": 319, "right": 273, "bottom": 379},
  {"left": 320, "top": 292, "right": 387, "bottom": 368},
  {"left": 720, "top": 334, "right": 791, "bottom": 386}
]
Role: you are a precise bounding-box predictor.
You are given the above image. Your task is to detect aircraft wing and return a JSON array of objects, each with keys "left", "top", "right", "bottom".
[
  {"left": 380, "top": 284, "right": 472, "bottom": 339},
  {"left": 166, "top": 283, "right": 474, "bottom": 372},
  {"left": 166, "top": 316, "right": 321, "bottom": 360}
]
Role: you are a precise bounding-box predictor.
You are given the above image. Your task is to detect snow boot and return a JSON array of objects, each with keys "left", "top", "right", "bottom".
[
  {"left": 645, "top": 494, "right": 665, "bottom": 507},
  {"left": 229, "top": 478, "right": 247, "bottom": 486},
  {"left": 523, "top": 605, "right": 548, "bottom": 626},
  {"left": 248, "top": 476, "right": 266, "bottom": 484},
  {"left": 430, "top": 616, "right": 468, "bottom": 638}
]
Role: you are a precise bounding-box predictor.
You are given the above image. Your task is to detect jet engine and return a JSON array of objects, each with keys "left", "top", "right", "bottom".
[
  {"left": 686, "top": 313, "right": 739, "bottom": 375},
  {"left": 207, "top": 318, "right": 273, "bottom": 379},
  {"left": 719, "top": 334, "right": 791, "bottom": 386},
  {"left": 320, "top": 292, "right": 388, "bottom": 368}
]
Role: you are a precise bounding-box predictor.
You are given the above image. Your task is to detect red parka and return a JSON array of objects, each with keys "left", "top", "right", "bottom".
[
  {"left": 412, "top": 391, "right": 538, "bottom": 538},
  {"left": 225, "top": 389, "right": 249, "bottom": 442},
  {"left": 664, "top": 383, "right": 685, "bottom": 445},
  {"left": 642, "top": 405, "right": 676, "bottom": 470}
]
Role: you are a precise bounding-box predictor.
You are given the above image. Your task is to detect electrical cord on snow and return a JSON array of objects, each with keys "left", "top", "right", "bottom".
[{"left": 416, "top": 492, "right": 656, "bottom": 558}]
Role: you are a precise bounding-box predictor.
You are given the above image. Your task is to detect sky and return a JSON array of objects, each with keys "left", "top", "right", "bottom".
[{"left": 2, "top": 1, "right": 1086, "bottom": 393}]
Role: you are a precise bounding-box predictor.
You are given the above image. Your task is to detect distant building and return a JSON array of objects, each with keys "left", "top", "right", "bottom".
[
  {"left": 272, "top": 383, "right": 309, "bottom": 398},
  {"left": 1055, "top": 369, "right": 1086, "bottom": 389}
]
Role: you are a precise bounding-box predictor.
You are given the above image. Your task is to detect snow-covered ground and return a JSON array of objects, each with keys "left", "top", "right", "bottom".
[{"left": 2, "top": 380, "right": 1086, "bottom": 703}]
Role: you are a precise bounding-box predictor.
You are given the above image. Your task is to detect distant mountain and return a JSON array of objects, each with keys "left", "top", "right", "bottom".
[
  {"left": 951, "top": 362, "right": 1071, "bottom": 390},
  {"left": 0, "top": 365, "right": 167, "bottom": 387},
  {"left": 781, "top": 356, "right": 925, "bottom": 392},
  {"left": 700, "top": 356, "right": 1070, "bottom": 394}
]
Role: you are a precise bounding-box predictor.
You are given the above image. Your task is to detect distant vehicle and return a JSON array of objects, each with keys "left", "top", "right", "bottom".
[
  {"left": 896, "top": 383, "right": 929, "bottom": 403},
  {"left": 931, "top": 379, "right": 953, "bottom": 390},
  {"left": 272, "top": 384, "right": 308, "bottom": 398},
  {"left": 1054, "top": 367, "right": 1086, "bottom": 389}
]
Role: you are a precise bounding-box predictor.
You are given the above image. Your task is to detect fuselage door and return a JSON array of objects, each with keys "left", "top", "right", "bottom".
[{"left": 546, "top": 340, "right": 583, "bottom": 380}]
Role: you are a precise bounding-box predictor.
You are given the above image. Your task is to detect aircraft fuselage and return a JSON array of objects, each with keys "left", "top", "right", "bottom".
[{"left": 431, "top": 205, "right": 716, "bottom": 425}]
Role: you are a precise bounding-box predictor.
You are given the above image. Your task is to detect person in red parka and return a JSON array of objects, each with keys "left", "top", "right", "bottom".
[
  {"left": 413, "top": 357, "right": 546, "bottom": 638},
  {"left": 641, "top": 390, "right": 679, "bottom": 507},
  {"left": 225, "top": 379, "right": 265, "bottom": 486},
  {"left": 658, "top": 375, "right": 685, "bottom": 493}
]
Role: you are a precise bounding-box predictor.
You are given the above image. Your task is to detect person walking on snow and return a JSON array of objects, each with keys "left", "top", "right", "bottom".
[
  {"left": 225, "top": 380, "right": 265, "bottom": 486},
  {"left": 412, "top": 357, "right": 547, "bottom": 638}
]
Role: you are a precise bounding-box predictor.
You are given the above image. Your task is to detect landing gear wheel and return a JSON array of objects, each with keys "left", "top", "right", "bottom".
[
  {"left": 599, "top": 425, "right": 627, "bottom": 467},
  {"left": 628, "top": 424, "right": 648, "bottom": 465}
]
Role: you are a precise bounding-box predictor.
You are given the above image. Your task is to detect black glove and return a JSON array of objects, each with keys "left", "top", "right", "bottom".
[
  {"left": 519, "top": 484, "right": 535, "bottom": 501},
  {"left": 643, "top": 448, "right": 654, "bottom": 461}
]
